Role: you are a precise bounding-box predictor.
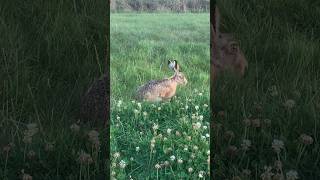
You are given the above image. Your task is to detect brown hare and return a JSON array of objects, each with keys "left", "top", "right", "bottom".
[
  {"left": 136, "top": 60, "right": 187, "bottom": 102},
  {"left": 211, "top": 6, "right": 248, "bottom": 113},
  {"left": 211, "top": 6, "right": 248, "bottom": 80}
]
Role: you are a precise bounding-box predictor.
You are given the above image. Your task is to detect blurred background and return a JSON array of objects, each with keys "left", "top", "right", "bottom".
[{"left": 110, "top": 0, "right": 210, "bottom": 12}]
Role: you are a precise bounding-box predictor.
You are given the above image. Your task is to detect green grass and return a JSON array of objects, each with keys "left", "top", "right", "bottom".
[
  {"left": 110, "top": 13, "right": 210, "bottom": 179},
  {"left": 213, "top": 1, "right": 320, "bottom": 179},
  {"left": 0, "top": 1, "right": 108, "bottom": 179}
]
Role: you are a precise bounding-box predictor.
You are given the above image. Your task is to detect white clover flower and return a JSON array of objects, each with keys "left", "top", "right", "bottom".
[
  {"left": 198, "top": 92, "right": 203, "bottom": 96},
  {"left": 152, "top": 123, "right": 159, "bottom": 130},
  {"left": 155, "top": 163, "right": 161, "bottom": 169},
  {"left": 284, "top": 99, "right": 296, "bottom": 109},
  {"left": 116, "top": 115, "right": 120, "bottom": 120},
  {"left": 111, "top": 162, "right": 116, "bottom": 168},
  {"left": 199, "top": 115, "right": 204, "bottom": 121},
  {"left": 135, "top": 147, "right": 140, "bottom": 152},
  {"left": 117, "top": 100, "right": 122, "bottom": 107},
  {"left": 300, "top": 134, "right": 313, "bottom": 145},
  {"left": 137, "top": 102, "right": 141, "bottom": 109},
  {"left": 170, "top": 155, "right": 176, "bottom": 161},
  {"left": 195, "top": 105, "right": 199, "bottom": 111},
  {"left": 203, "top": 125, "right": 208, "bottom": 130},
  {"left": 193, "top": 146, "right": 199, "bottom": 151},
  {"left": 207, "top": 150, "right": 210, "bottom": 155},
  {"left": 143, "top": 111, "right": 148, "bottom": 116},
  {"left": 167, "top": 128, "right": 172, "bottom": 134},
  {"left": 193, "top": 122, "right": 201, "bottom": 130},
  {"left": 119, "top": 160, "right": 126, "bottom": 169},
  {"left": 272, "top": 139, "right": 284, "bottom": 153},
  {"left": 198, "top": 171, "right": 205, "bottom": 178},
  {"left": 133, "top": 109, "right": 139, "bottom": 114},
  {"left": 184, "top": 147, "right": 188, "bottom": 151},
  {"left": 241, "top": 139, "right": 252, "bottom": 151},
  {"left": 190, "top": 153, "right": 196, "bottom": 159},
  {"left": 201, "top": 135, "right": 206, "bottom": 140},
  {"left": 203, "top": 104, "right": 208, "bottom": 108},
  {"left": 113, "top": 152, "right": 120, "bottom": 159},
  {"left": 188, "top": 167, "right": 194, "bottom": 173},
  {"left": 205, "top": 133, "right": 210, "bottom": 138},
  {"left": 24, "top": 123, "right": 38, "bottom": 141},
  {"left": 78, "top": 151, "right": 93, "bottom": 164},
  {"left": 261, "top": 166, "right": 274, "bottom": 180},
  {"left": 286, "top": 170, "right": 299, "bottom": 180},
  {"left": 185, "top": 105, "right": 189, "bottom": 109},
  {"left": 157, "top": 107, "right": 161, "bottom": 111},
  {"left": 177, "top": 158, "right": 183, "bottom": 164}
]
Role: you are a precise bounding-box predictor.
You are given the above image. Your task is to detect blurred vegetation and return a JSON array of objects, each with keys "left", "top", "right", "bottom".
[{"left": 111, "top": 0, "right": 210, "bottom": 12}]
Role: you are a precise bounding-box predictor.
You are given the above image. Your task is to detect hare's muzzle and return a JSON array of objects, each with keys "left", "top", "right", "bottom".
[{"left": 184, "top": 79, "right": 188, "bottom": 85}]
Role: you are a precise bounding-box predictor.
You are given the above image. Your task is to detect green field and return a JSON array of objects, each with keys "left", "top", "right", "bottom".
[
  {"left": 110, "top": 13, "right": 210, "bottom": 179},
  {"left": 213, "top": 1, "right": 320, "bottom": 179},
  {"left": 0, "top": 1, "right": 108, "bottom": 179}
]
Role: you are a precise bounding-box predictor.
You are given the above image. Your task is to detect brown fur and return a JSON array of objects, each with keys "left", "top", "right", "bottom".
[
  {"left": 212, "top": 6, "right": 248, "bottom": 79},
  {"left": 136, "top": 68, "right": 187, "bottom": 102},
  {"left": 211, "top": 6, "right": 248, "bottom": 110}
]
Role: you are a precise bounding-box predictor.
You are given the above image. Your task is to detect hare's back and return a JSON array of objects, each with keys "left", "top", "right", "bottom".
[{"left": 138, "top": 79, "right": 169, "bottom": 94}]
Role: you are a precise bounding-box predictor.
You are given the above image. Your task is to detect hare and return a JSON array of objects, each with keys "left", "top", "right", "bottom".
[
  {"left": 211, "top": 6, "right": 248, "bottom": 80},
  {"left": 136, "top": 60, "right": 187, "bottom": 102},
  {"left": 211, "top": 6, "right": 248, "bottom": 113},
  {"left": 80, "top": 73, "right": 109, "bottom": 127}
]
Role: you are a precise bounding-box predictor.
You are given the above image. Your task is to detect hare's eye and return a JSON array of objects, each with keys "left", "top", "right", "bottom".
[{"left": 229, "top": 43, "right": 238, "bottom": 52}]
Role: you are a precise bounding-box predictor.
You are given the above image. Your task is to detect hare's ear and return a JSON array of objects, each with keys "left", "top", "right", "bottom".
[
  {"left": 168, "top": 60, "right": 176, "bottom": 70},
  {"left": 214, "top": 6, "right": 220, "bottom": 35},
  {"left": 174, "top": 60, "right": 180, "bottom": 72}
]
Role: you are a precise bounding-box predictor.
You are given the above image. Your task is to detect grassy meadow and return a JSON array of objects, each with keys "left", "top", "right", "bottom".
[
  {"left": 213, "top": 0, "right": 320, "bottom": 179},
  {"left": 110, "top": 13, "right": 210, "bottom": 179},
  {"left": 0, "top": 1, "right": 108, "bottom": 179}
]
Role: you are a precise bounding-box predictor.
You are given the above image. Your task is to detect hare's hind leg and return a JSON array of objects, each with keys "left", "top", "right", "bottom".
[{"left": 145, "top": 92, "right": 162, "bottom": 102}]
